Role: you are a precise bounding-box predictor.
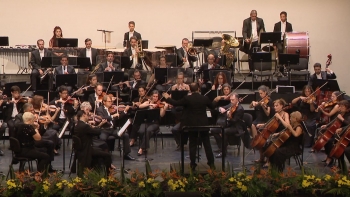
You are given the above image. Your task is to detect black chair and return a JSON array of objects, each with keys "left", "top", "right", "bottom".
[
  {"left": 7, "top": 137, "right": 37, "bottom": 179},
  {"left": 69, "top": 135, "right": 82, "bottom": 176},
  {"left": 290, "top": 58, "right": 309, "bottom": 81},
  {"left": 252, "top": 61, "right": 273, "bottom": 90},
  {"left": 153, "top": 128, "right": 164, "bottom": 152}
]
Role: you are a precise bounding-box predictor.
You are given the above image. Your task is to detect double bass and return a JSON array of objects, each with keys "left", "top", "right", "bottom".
[{"left": 329, "top": 125, "right": 350, "bottom": 159}]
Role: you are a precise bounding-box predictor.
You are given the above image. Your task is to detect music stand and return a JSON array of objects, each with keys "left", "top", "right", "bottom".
[
  {"left": 165, "top": 54, "right": 177, "bottom": 67},
  {"left": 4, "top": 82, "right": 26, "bottom": 97},
  {"left": 41, "top": 57, "right": 53, "bottom": 69},
  {"left": 57, "top": 38, "right": 78, "bottom": 48},
  {"left": 56, "top": 74, "right": 77, "bottom": 88},
  {"left": 259, "top": 32, "right": 281, "bottom": 51},
  {"left": 51, "top": 57, "right": 77, "bottom": 66},
  {"left": 154, "top": 68, "right": 168, "bottom": 84},
  {"left": 0, "top": 37, "right": 9, "bottom": 76},
  {"left": 121, "top": 56, "right": 131, "bottom": 70},
  {"left": 251, "top": 52, "right": 272, "bottom": 86},
  {"left": 103, "top": 71, "right": 124, "bottom": 83},
  {"left": 312, "top": 79, "right": 340, "bottom": 92},
  {"left": 193, "top": 38, "right": 213, "bottom": 65},
  {"left": 58, "top": 120, "right": 70, "bottom": 172},
  {"left": 171, "top": 91, "right": 188, "bottom": 100},
  {"left": 34, "top": 90, "right": 57, "bottom": 103},
  {"left": 130, "top": 89, "right": 139, "bottom": 102},
  {"left": 217, "top": 99, "right": 230, "bottom": 107},
  {"left": 279, "top": 54, "right": 299, "bottom": 85},
  {"left": 133, "top": 108, "right": 160, "bottom": 162},
  {"left": 142, "top": 40, "right": 148, "bottom": 49},
  {"left": 77, "top": 57, "right": 92, "bottom": 69}
]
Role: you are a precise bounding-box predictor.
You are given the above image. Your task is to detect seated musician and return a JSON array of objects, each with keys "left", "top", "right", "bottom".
[
  {"left": 129, "top": 86, "right": 147, "bottom": 146},
  {"left": 126, "top": 69, "right": 147, "bottom": 91},
  {"left": 49, "top": 26, "right": 63, "bottom": 48},
  {"left": 177, "top": 38, "right": 198, "bottom": 68},
  {"left": 147, "top": 56, "right": 172, "bottom": 92},
  {"left": 320, "top": 100, "right": 350, "bottom": 167},
  {"left": 30, "top": 39, "right": 53, "bottom": 91},
  {"left": 211, "top": 72, "right": 227, "bottom": 91},
  {"left": 53, "top": 55, "right": 77, "bottom": 92},
  {"left": 79, "top": 38, "right": 98, "bottom": 72},
  {"left": 16, "top": 112, "right": 50, "bottom": 172},
  {"left": 14, "top": 103, "right": 59, "bottom": 172},
  {"left": 215, "top": 93, "right": 244, "bottom": 158},
  {"left": 50, "top": 86, "right": 79, "bottom": 131},
  {"left": 269, "top": 111, "right": 303, "bottom": 172},
  {"left": 291, "top": 85, "right": 317, "bottom": 148},
  {"left": 96, "top": 95, "right": 135, "bottom": 160},
  {"left": 74, "top": 110, "right": 113, "bottom": 176},
  {"left": 97, "top": 52, "right": 120, "bottom": 72},
  {"left": 316, "top": 91, "right": 343, "bottom": 124},
  {"left": 136, "top": 90, "right": 168, "bottom": 155},
  {"left": 2, "top": 86, "right": 28, "bottom": 138},
  {"left": 255, "top": 99, "right": 289, "bottom": 167},
  {"left": 198, "top": 54, "right": 219, "bottom": 89},
  {"left": 123, "top": 36, "right": 142, "bottom": 70},
  {"left": 171, "top": 72, "right": 189, "bottom": 91},
  {"left": 88, "top": 83, "right": 104, "bottom": 111},
  {"left": 250, "top": 85, "right": 271, "bottom": 138},
  {"left": 308, "top": 63, "right": 336, "bottom": 87},
  {"left": 123, "top": 21, "right": 142, "bottom": 48}
]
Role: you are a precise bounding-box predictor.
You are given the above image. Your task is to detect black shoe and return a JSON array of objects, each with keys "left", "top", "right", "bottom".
[
  {"left": 325, "top": 159, "right": 334, "bottom": 167},
  {"left": 215, "top": 153, "right": 223, "bottom": 158},
  {"left": 190, "top": 163, "right": 197, "bottom": 171},
  {"left": 0, "top": 150, "right": 4, "bottom": 156},
  {"left": 124, "top": 154, "right": 135, "bottom": 160}
]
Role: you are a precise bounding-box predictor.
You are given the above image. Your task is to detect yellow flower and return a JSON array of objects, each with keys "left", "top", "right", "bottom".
[
  {"left": 98, "top": 178, "right": 107, "bottom": 187},
  {"left": 324, "top": 174, "right": 331, "bottom": 181},
  {"left": 316, "top": 178, "right": 321, "bottom": 182},
  {"left": 138, "top": 181, "right": 145, "bottom": 188},
  {"left": 7, "top": 179, "right": 17, "bottom": 189},
  {"left": 237, "top": 172, "right": 244, "bottom": 177},
  {"left": 56, "top": 182, "right": 63, "bottom": 189},
  {"left": 342, "top": 176, "right": 347, "bottom": 181},
  {"left": 152, "top": 182, "right": 159, "bottom": 188},
  {"left": 241, "top": 185, "right": 247, "bottom": 192},
  {"left": 43, "top": 185, "right": 49, "bottom": 192},
  {"left": 73, "top": 177, "right": 82, "bottom": 183},
  {"left": 62, "top": 180, "right": 68, "bottom": 184},
  {"left": 229, "top": 177, "right": 235, "bottom": 182},
  {"left": 147, "top": 178, "right": 154, "bottom": 183},
  {"left": 180, "top": 188, "right": 185, "bottom": 192},
  {"left": 68, "top": 183, "right": 74, "bottom": 189}
]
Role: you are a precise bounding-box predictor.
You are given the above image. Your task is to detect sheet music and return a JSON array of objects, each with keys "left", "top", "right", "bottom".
[
  {"left": 58, "top": 121, "right": 69, "bottom": 138},
  {"left": 118, "top": 119, "right": 131, "bottom": 137}
]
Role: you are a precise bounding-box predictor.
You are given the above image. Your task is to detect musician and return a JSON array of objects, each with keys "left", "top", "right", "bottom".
[
  {"left": 88, "top": 83, "right": 104, "bottom": 111},
  {"left": 123, "top": 37, "right": 142, "bottom": 70},
  {"left": 273, "top": 11, "right": 293, "bottom": 53},
  {"left": 123, "top": 21, "right": 142, "bottom": 48},
  {"left": 79, "top": 38, "right": 98, "bottom": 71},
  {"left": 98, "top": 52, "right": 120, "bottom": 72},
  {"left": 320, "top": 100, "right": 350, "bottom": 167},
  {"left": 96, "top": 95, "right": 135, "bottom": 160},
  {"left": 16, "top": 112, "right": 50, "bottom": 172},
  {"left": 49, "top": 26, "right": 63, "bottom": 48},
  {"left": 308, "top": 63, "right": 336, "bottom": 87},
  {"left": 147, "top": 56, "right": 171, "bottom": 92},
  {"left": 74, "top": 110, "right": 112, "bottom": 176},
  {"left": 136, "top": 90, "right": 168, "bottom": 155},
  {"left": 171, "top": 72, "right": 189, "bottom": 91},
  {"left": 242, "top": 10, "right": 265, "bottom": 75},
  {"left": 211, "top": 72, "right": 227, "bottom": 91},
  {"left": 269, "top": 111, "right": 303, "bottom": 172},
  {"left": 126, "top": 69, "right": 147, "bottom": 90},
  {"left": 54, "top": 55, "right": 77, "bottom": 92},
  {"left": 291, "top": 85, "right": 317, "bottom": 148},
  {"left": 316, "top": 91, "right": 343, "bottom": 124},
  {"left": 250, "top": 85, "right": 271, "bottom": 138},
  {"left": 198, "top": 54, "right": 219, "bottom": 89},
  {"left": 30, "top": 39, "right": 53, "bottom": 91},
  {"left": 177, "top": 38, "right": 198, "bottom": 68},
  {"left": 162, "top": 83, "right": 215, "bottom": 170}
]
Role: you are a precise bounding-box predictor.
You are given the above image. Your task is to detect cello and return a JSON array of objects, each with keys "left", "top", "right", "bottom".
[
  {"left": 312, "top": 115, "right": 342, "bottom": 151},
  {"left": 329, "top": 125, "right": 350, "bottom": 159},
  {"left": 263, "top": 127, "right": 293, "bottom": 157}
]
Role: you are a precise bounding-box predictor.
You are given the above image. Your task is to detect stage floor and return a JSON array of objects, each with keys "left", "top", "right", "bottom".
[{"left": 0, "top": 126, "right": 342, "bottom": 179}]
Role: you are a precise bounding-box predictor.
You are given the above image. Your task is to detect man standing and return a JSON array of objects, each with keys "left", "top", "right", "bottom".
[
  {"left": 79, "top": 38, "right": 98, "bottom": 71},
  {"left": 123, "top": 21, "right": 142, "bottom": 48},
  {"left": 163, "top": 83, "right": 215, "bottom": 170},
  {"left": 242, "top": 10, "right": 265, "bottom": 75},
  {"left": 177, "top": 38, "right": 198, "bottom": 68},
  {"left": 273, "top": 11, "right": 293, "bottom": 53}
]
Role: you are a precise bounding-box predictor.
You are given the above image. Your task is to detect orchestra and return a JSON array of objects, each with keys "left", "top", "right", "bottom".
[{"left": 1, "top": 11, "right": 348, "bottom": 176}]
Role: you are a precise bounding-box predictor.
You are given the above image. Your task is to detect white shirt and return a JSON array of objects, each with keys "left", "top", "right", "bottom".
[
  {"left": 62, "top": 66, "right": 68, "bottom": 74},
  {"left": 131, "top": 48, "right": 137, "bottom": 68},
  {"left": 95, "top": 93, "right": 101, "bottom": 108},
  {"left": 251, "top": 20, "right": 258, "bottom": 42},
  {"left": 86, "top": 48, "right": 92, "bottom": 64},
  {"left": 281, "top": 21, "right": 286, "bottom": 40},
  {"left": 182, "top": 47, "right": 188, "bottom": 59},
  {"left": 129, "top": 31, "right": 134, "bottom": 39},
  {"left": 11, "top": 98, "right": 18, "bottom": 118},
  {"left": 58, "top": 102, "right": 66, "bottom": 119},
  {"left": 106, "top": 61, "right": 114, "bottom": 71},
  {"left": 316, "top": 73, "right": 322, "bottom": 79},
  {"left": 39, "top": 49, "right": 44, "bottom": 60},
  {"left": 208, "top": 64, "right": 214, "bottom": 69},
  {"left": 132, "top": 80, "right": 137, "bottom": 89},
  {"left": 104, "top": 106, "right": 114, "bottom": 127}
]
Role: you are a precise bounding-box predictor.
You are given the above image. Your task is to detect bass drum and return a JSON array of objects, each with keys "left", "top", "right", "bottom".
[{"left": 284, "top": 32, "right": 310, "bottom": 58}]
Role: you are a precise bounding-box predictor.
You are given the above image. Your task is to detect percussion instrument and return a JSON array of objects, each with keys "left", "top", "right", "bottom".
[
  {"left": 283, "top": 32, "right": 310, "bottom": 58},
  {"left": 143, "top": 48, "right": 166, "bottom": 67},
  {"left": 0, "top": 47, "right": 32, "bottom": 73},
  {"left": 155, "top": 45, "right": 176, "bottom": 54}
]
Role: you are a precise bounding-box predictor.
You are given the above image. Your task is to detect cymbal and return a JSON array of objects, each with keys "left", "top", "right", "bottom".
[{"left": 262, "top": 45, "right": 274, "bottom": 52}]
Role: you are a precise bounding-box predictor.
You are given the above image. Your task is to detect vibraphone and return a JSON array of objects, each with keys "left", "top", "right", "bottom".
[{"left": 0, "top": 47, "right": 33, "bottom": 74}]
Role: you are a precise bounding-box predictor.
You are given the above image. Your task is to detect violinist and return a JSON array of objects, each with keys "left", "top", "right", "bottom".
[
  {"left": 320, "top": 100, "right": 350, "bottom": 167},
  {"left": 269, "top": 111, "right": 303, "bottom": 172},
  {"left": 215, "top": 93, "right": 244, "bottom": 158},
  {"left": 316, "top": 91, "right": 343, "bottom": 124},
  {"left": 126, "top": 69, "right": 147, "bottom": 90},
  {"left": 256, "top": 99, "right": 289, "bottom": 167},
  {"left": 171, "top": 72, "right": 190, "bottom": 91},
  {"left": 250, "top": 85, "right": 271, "bottom": 138},
  {"left": 291, "top": 85, "right": 317, "bottom": 148},
  {"left": 96, "top": 95, "right": 135, "bottom": 160},
  {"left": 136, "top": 90, "right": 168, "bottom": 155},
  {"left": 50, "top": 86, "right": 79, "bottom": 131},
  {"left": 88, "top": 83, "right": 104, "bottom": 111},
  {"left": 211, "top": 72, "right": 227, "bottom": 93},
  {"left": 132, "top": 86, "right": 148, "bottom": 109}
]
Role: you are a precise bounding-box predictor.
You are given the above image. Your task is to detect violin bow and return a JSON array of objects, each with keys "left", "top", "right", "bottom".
[
  {"left": 258, "top": 88, "right": 276, "bottom": 103},
  {"left": 308, "top": 81, "right": 328, "bottom": 99},
  {"left": 21, "top": 85, "right": 32, "bottom": 96},
  {"left": 159, "top": 86, "right": 172, "bottom": 101},
  {"left": 105, "top": 75, "right": 114, "bottom": 94}
]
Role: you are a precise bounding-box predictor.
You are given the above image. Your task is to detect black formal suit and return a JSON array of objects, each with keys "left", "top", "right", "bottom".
[
  {"left": 123, "top": 31, "right": 142, "bottom": 47},
  {"left": 242, "top": 17, "right": 265, "bottom": 71},
  {"left": 79, "top": 48, "right": 98, "bottom": 70},
  {"left": 97, "top": 62, "right": 120, "bottom": 72},
  {"left": 73, "top": 120, "right": 112, "bottom": 176},
  {"left": 88, "top": 93, "right": 101, "bottom": 112},
  {"left": 49, "top": 98, "right": 77, "bottom": 131},
  {"left": 54, "top": 65, "right": 76, "bottom": 75},
  {"left": 308, "top": 71, "right": 337, "bottom": 86},
  {"left": 2, "top": 99, "right": 25, "bottom": 138},
  {"left": 176, "top": 47, "right": 198, "bottom": 68},
  {"left": 123, "top": 48, "right": 143, "bottom": 70},
  {"left": 128, "top": 79, "right": 147, "bottom": 91},
  {"left": 273, "top": 21, "right": 293, "bottom": 53},
  {"left": 165, "top": 92, "right": 215, "bottom": 168},
  {"left": 96, "top": 105, "right": 131, "bottom": 155},
  {"left": 30, "top": 49, "right": 53, "bottom": 91}
]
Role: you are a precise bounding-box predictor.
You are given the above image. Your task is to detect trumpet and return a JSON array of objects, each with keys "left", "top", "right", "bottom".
[
  {"left": 40, "top": 68, "right": 52, "bottom": 82},
  {"left": 186, "top": 42, "right": 197, "bottom": 56},
  {"left": 90, "top": 60, "right": 103, "bottom": 74}
]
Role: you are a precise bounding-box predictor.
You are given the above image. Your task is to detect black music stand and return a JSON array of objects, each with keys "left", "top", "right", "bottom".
[
  {"left": 51, "top": 57, "right": 77, "bottom": 66},
  {"left": 103, "top": 71, "right": 124, "bottom": 83},
  {"left": 171, "top": 90, "right": 188, "bottom": 100},
  {"left": 259, "top": 32, "right": 281, "bottom": 51},
  {"left": 279, "top": 54, "right": 299, "bottom": 85},
  {"left": 77, "top": 57, "right": 91, "bottom": 69},
  {"left": 56, "top": 74, "right": 77, "bottom": 88},
  {"left": 193, "top": 38, "right": 213, "bottom": 65},
  {"left": 57, "top": 38, "right": 78, "bottom": 48},
  {"left": 154, "top": 68, "right": 168, "bottom": 85},
  {"left": 121, "top": 56, "right": 131, "bottom": 70},
  {"left": 130, "top": 89, "right": 139, "bottom": 102},
  {"left": 133, "top": 108, "right": 160, "bottom": 162},
  {"left": 165, "top": 54, "right": 177, "bottom": 67},
  {"left": 141, "top": 40, "right": 148, "bottom": 49},
  {"left": 312, "top": 79, "right": 340, "bottom": 92},
  {"left": 0, "top": 37, "right": 9, "bottom": 76},
  {"left": 41, "top": 57, "right": 53, "bottom": 69},
  {"left": 4, "top": 82, "right": 26, "bottom": 97},
  {"left": 251, "top": 52, "right": 272, "bottom": 88}
]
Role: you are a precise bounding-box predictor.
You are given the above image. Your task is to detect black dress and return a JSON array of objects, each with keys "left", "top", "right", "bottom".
[
  {"left": 252, "top": 100, "right": 272, "bottom": 126},
  {"left": 270, "top": 124, "right": 303, "bottom": 171}
]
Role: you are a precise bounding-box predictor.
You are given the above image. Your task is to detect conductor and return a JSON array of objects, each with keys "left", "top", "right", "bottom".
[{"left": 162, "top": 83, "right": 215, "bottom": 170}]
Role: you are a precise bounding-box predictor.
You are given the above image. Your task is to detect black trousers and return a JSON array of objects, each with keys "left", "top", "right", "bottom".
[
  {"left": 248, "top": 41, "right": 260, "bottom": 72},
  {"left": 31, "top": 69, "right": 53, "bottom": 91},
  {"left": 34, "top": 139, "right": 55, "bottom": 162},
  {"left": 223, "top": 127, "right": 241, "bottom": 156},
  {"left": 91, "top": 148, "right": 112, "bottom": 175},
  {"left": 101, "top": 128, "right": 131, "bottom": 155},
  {"left": 17, "top": 147, "right": 50, "bottom": 172},
  {"left": 7, "top": 119, "right": 16, "bottom": 138},
  {"left": 171, "top": 123, "right": 188, "bottom": 146},
  {"left": 188, "top": 130, "right": 214, "bottom": 167},
  {"left": 138, "top": 123, "right": 159, "bottom": 149}
]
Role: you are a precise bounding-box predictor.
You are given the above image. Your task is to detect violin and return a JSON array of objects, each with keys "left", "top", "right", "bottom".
[
  {"left": 154, "top": 100, "right": 165, "bottom": 108},
  {"left": 61, "top": 97, "right": 77, "bottom": 105},
  {"left": 302, "top": 95, "right": 316, "bottom": 104},
  {"left": 98, "top": 92, "right": 114, "bottom": 101},
  {"left": 227, "top": 104, "right": 238, "bottom": 119},
  {"left": 108, "top": 105, "right": 119, "bottom": 115}
]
